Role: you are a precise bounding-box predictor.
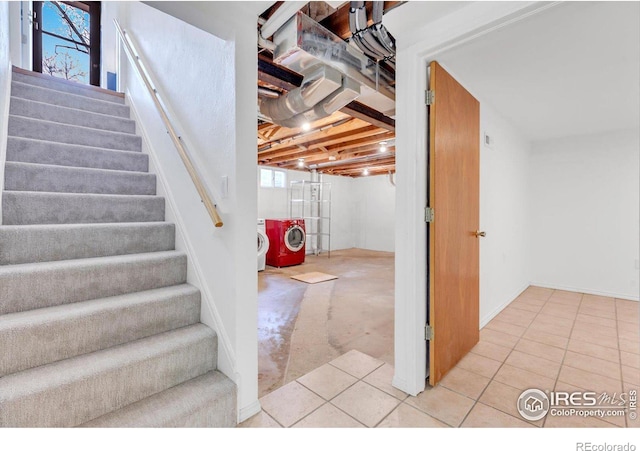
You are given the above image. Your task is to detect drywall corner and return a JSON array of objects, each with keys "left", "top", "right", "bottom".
[{"left": 0, "top": 1, "right": 12, "bottom": 225}]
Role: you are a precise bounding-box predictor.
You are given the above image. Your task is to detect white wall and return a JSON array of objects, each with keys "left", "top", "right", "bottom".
[
  {"left": 352, "top": 174, "right": 395, "bottom": 252},
  {"left": 479, "top": 103, "right": 531, "bottom": 325},
  {"left": 114, "top": 1, "right": 259, "bottom": 421},
  {"left": 257, "top": 169, "right": 395, "bottom": 252},
  {"left": 257, "top": 168, "right": 310, "bottom": 220},
  {"left": 530, "top": 129, "right": 640, "bottom": 300},
  {"left": 0, "top": 1, "right": 12, "bottom": 224}
]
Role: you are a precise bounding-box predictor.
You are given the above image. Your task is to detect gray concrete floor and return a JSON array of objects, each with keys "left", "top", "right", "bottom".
[{"left": 258, "top": 248, "right": 395, "bottom": 397}]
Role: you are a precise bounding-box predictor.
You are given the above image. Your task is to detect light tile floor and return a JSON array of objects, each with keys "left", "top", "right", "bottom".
[{"left": 241, "top": 286, "right": 640, "bottom": 428}]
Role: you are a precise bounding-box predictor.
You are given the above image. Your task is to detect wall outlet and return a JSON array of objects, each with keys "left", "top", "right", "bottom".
[{"left": 483, "top": 132, "right": 494, "bottom": 149}]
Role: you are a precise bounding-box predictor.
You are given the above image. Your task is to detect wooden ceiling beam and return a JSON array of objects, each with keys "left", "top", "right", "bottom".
[
  {"left": 262, "top": 127, "right": 389, "bottom": 164},
  {"left": 325, "top": 131, "right": 394, "bottom": 153},
  {"left": 328, "top": 164, "right": 396, "bottom": 177},
  {"left": 340, "top": 101, "right": 395, "bottom": 131},
  {"left": 258, "top": 113, "right": 351, "bottom": 145},
  {"left": 259, "top": 121, "right": 376, "bottom": 157},
  {"left": 320, "top": 156, "right": 395, "bottom": 172}
]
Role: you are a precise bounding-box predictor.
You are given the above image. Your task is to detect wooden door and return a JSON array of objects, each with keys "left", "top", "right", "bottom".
[{"left": 428, "top": 61, "right": 480, "bottom": 386}]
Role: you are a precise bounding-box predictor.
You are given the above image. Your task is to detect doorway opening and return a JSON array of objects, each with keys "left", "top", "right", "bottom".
[
  {"left": 32, "top": 1, "right": 101, "bottom": 86},
  {"left": 255, "top": 2, "right": 398, "bottom": 398}
]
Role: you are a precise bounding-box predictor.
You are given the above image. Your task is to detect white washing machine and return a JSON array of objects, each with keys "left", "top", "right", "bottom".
[{"left": 257, "top": 219, "right": 269, "bottom": 271}]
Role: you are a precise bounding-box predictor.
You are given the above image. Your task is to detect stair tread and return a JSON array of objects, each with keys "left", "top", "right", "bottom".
[
  {"left": 3, "top": 189, "right": 160, "bottom": 198},
  {"left": 11, "top": 80, "right": 127, "bottom": 107},
  {"left": 8, "top": 115, "right": 141, "bottom": 152},
  {"left": 0, "top": 284, "right": 199, "bottom": 327},
  {"left": 0, "top": 324, "right": 216, "bottom": 427},
  {"left": 11, "top": 70, "right": 125, "bottom": 104},
  {"left": 6, "top": 136, "right": 148, "bottom": 163},
  {"left": 8, "top": 113, "right": 139, "bottom": 138},
  {"left": 0, "top": 284, "right": 200, "bottom": 376},
  {"left": 0, "top": 323, "right": 213, "bottom": 393},
  {"left": 0, "top": 221, "right": 171, "bottom": 231},
  {"left": 0, "top": 249, "right": 185, "bottom": 272},
  {"left": 5, "top": 160, "right": 151, "bottom": 177},
  {"left": 80, "top": 371, "right": 236, "bottom": 428},
  {"left": 10, "top": 96, "right": 136, "bottom": 134}
]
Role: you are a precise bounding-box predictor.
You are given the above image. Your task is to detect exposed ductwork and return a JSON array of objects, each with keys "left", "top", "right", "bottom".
[
  {"left": 349, "top": 1, "right": 396, "bottom": 66},
  {"left": 259, "top": 10, "right": 396, "bottom": 127},
  {"left": 259, "top": 64, "right": 360, "bottom": 128}
]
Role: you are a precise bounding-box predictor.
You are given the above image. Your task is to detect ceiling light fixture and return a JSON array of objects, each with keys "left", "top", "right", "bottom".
[
  {"left": 363, "top": 168, "right": 369, "bottom": 176},
  {"left": 379, "top": 141, "right": 388, "bottom": 153},
  {"left": 301, "top": 122, "right": 311, "bottom": 132},
  {"left": 328, "top": 155, "right": 337, "bottom": 161},
  {"left": 298, "top": 158, "right": 305, "bottom": 168}
]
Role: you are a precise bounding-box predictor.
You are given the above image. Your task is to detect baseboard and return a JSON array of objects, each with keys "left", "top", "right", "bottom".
[
  {"left": 530, "top": 281, "right": 639, "bottom": 302},
  {"left": 238, "top": 400, "right": 262, "bottom": 424},
  {"left": 126, "top": 91, "right": 237, "bottom": 377},
  {"left": 479, "top": 282, "right": 530, "bottom": 328}
]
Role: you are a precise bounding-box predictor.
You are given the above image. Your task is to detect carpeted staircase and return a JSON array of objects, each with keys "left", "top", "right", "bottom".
[{"left": 0, "top": 68, "right": 237, "bottom": 427}]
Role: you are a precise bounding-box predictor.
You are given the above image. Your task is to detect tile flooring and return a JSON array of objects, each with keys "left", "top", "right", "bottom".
[{"left": 241, "top": 286, "right": 639, "bottom": 428}]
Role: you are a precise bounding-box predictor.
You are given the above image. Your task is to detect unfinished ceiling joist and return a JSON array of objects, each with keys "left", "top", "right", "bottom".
[{"left": 256, "top": 1, "right": 398, "bottom": 177}]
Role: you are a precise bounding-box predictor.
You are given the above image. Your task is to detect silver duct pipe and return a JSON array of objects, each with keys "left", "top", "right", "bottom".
[
  {"left": 259, "top": 63, "right": 360, "bottom": 128},
  {"left": 258, "top": 87, "right": 280, "bottom": 99},
  {"left": 260, "top": 65, "right": 342, "bottom": 123},
  {"left": 349, "top": 1, "right": 395, "bottom": 63}
]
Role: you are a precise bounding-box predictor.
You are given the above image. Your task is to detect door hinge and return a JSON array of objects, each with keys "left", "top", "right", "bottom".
[
  {"left": 425, "top": 324, "right": 434, "bottom": 341},
  {"left": 425, "top": 90, "right": 435, "bottom": 106},
  {"left": 425, "top": 207, "right": 434, "bottom": 223}
]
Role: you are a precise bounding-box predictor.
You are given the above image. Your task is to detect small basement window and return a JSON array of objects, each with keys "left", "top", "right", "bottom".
[{"left": 260, "top": 168, "right": 287, "bottom": 188}]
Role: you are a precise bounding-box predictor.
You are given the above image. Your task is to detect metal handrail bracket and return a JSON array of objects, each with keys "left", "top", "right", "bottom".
[{"left": 113, "top": 19, "right": 223, "bottom": 227}]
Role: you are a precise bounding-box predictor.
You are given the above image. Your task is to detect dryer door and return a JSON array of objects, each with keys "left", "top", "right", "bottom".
[
  {"left": 258, "top": 229, "right": 270, "bottom": 257},
  {"left": 284, "top": 225, "right": 305, "bottom": 252}
]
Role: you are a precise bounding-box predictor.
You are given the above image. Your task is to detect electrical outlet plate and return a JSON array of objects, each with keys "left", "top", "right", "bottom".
[{"left": 484, "top": 132, "right": 494, "bottom": 149}]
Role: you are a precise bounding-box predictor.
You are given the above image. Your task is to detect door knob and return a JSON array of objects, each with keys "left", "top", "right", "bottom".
[{"left": 474, "top": 231, "right": 486, "bottom": 238}]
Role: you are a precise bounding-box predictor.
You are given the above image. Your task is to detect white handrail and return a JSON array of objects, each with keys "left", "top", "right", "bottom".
[{"left": 113, "top": 19, "right": 223, "bottom": 228}]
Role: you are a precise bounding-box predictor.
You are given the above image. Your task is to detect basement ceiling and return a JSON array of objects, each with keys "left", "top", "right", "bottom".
[{"left": 256, "top": 1, "right": 402, "bottom": 177}]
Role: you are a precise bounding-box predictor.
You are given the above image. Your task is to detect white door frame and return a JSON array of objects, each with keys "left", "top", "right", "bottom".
[{"left": 391, "top": 1, "right": 559, "bottom": 396}]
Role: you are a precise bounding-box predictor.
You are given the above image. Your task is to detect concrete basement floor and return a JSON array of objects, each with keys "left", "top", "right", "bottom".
[{"left": 258, "top": 248, "right": 394, "bottom": 398}]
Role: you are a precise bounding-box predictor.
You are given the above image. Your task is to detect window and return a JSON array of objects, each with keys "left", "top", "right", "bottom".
[{"left": 260, "top": 168, "right": 287, "bottom": 188}]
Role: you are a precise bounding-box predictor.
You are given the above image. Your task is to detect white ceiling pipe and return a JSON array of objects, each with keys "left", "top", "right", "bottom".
[{"left": 260, "top": 1, "right": 309, "bottom": 39}]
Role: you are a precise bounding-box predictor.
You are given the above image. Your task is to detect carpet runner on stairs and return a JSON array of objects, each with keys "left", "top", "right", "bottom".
[{"left": 0, "top": 68, "right": 236, "bottom": 427}]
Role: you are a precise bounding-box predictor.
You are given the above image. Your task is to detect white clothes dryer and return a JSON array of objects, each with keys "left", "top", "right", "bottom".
[{"left": 257, "top": 219, "right": 269, "bottom": 271}]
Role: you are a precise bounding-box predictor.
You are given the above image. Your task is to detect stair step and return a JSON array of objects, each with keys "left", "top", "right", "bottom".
[
  {"left": 6, "top": 137, "right": 149, "bottom": 172},
  {"left": 0, "top": 284, "right": 201, "bottom": 376},
  {"left": 0, "top": 251, "right": 187, "bottom": 315},
  {"left": 4, "top": 162, "right": 156, "bottom": 195},
  {"left": 12, "top": 70, "right": 125, "bottom": 104},
  {"left": 2, "top": 191, "right": 164, "bottom": 225},
  {"left": 80, "top": 371, "right": 236, "bottom": 427},
  {"left": 0, "top": 324, "right": 216, "bottom": 427},
  {"left": 8, "top": 115, "right": 141, "bottom": 152},
  {"left": 11, "top": 81, "right": 130, "bottom": 118},
  {"left": 0, "top": 222, "right": 175, "bottom": 265},
  {"left": 10, "top": 96, "right": 136, "bottom": 134}
]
